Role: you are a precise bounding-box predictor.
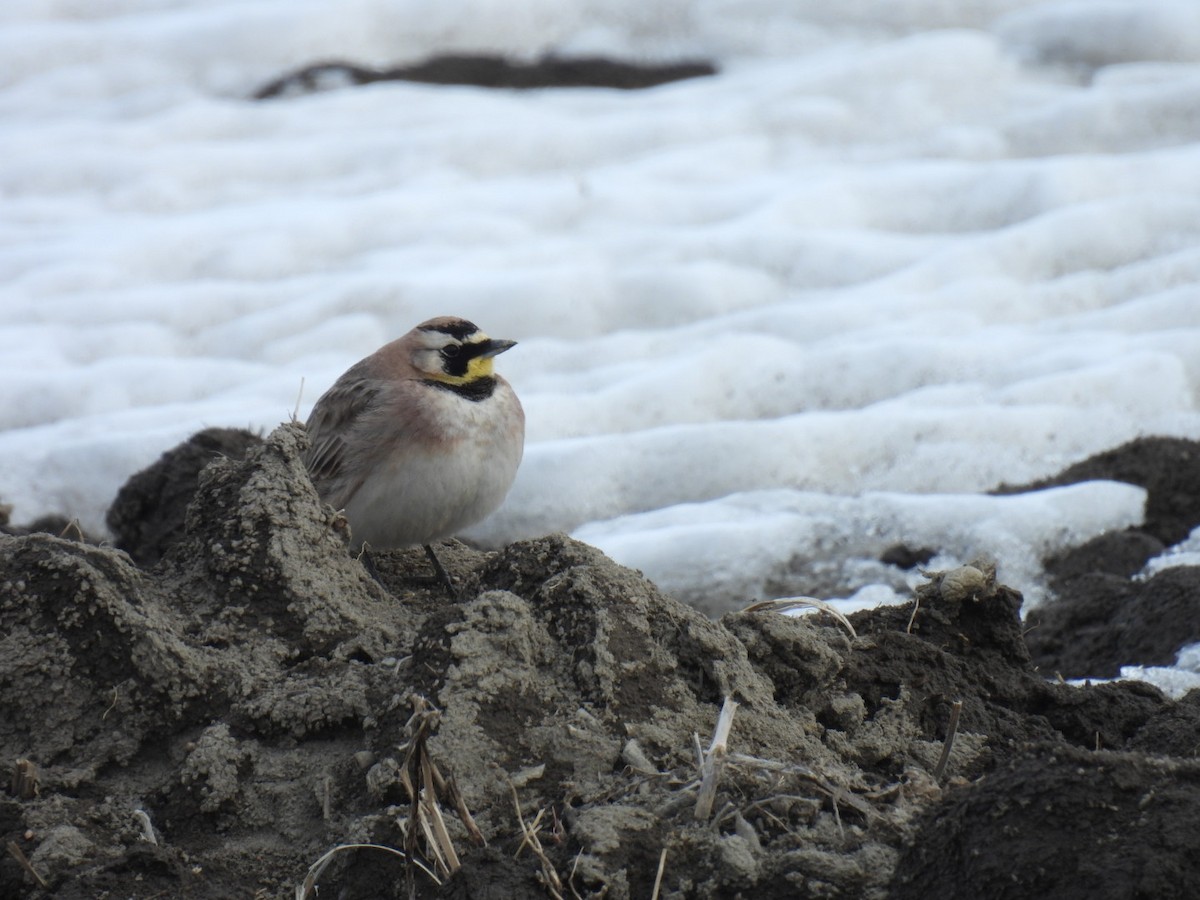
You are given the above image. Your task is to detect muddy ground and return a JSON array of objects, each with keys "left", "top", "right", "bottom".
[{"left": 3, "top": 426, "right": 1200, "bottom": 899}]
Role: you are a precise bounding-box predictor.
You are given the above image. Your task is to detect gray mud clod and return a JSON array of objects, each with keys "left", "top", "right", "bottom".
[{"left": 3, "top": 424, "right": 1200, "bottom": 898}]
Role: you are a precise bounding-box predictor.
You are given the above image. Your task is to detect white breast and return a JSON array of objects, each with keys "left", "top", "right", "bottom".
[{"left": 341, "top": 384, "right": 524, "bottom": 549}]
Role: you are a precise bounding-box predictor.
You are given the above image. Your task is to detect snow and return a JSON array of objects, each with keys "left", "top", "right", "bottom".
[
  {"left": 573, "top": 481, "right": 1147, "bottom": 611},
  {"left": 1142, "top": 526, "right": 1200, "bottom": 579},
  {"left": 3, "top": 0, "right": 1200, "bottom": 626},
  {"left": 1119, "top": 663, "right": 1200, "bottom": 701}
]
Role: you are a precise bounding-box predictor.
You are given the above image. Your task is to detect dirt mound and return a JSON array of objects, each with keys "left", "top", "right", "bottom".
[
  {"left": 998, "top": 435, "right": 1200, "bottom": 546},
  {"left": 2, "top": 425, "right": 1200, "bottom": 898},
  {"left": 893, "top": 744, "right": 1200, "bottom": 900},
  {"left": 1010, "top": 436, "right": 1200, "bottom": 678},
  {"left": 107, "top": 426, "right": 262, "bottom": 566},
  {"left": 252, "top": 55, "right": 717, "bottom": 100}
]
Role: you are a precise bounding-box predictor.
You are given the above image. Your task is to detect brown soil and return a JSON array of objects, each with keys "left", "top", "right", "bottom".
[
  {"left": 1010, "top": 437, "right": 1200, "bottom": 679},
  {"left": 253, "top": 55, "right": 717, "bottom": 101},
  {"left": 2, "top": 426, "right": 1200, "bottom": 898}
]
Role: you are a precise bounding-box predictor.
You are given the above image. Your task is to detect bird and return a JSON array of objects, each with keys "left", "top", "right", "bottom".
[{"left": 302, "top": 316, "right": 524, "bottom": 591}]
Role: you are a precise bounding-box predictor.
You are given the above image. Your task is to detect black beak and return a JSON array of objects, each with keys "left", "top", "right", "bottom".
[{"left": 472, "top": 338, "right": 517, "bottom": 359}]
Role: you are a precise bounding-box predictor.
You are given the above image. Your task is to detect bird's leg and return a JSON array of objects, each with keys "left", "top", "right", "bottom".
[
  {"left": 359, "top": 545, "right": 385, "bottom": 584},
  {"left": 423, "top": 543, "right": 458, "bottom": 597}
]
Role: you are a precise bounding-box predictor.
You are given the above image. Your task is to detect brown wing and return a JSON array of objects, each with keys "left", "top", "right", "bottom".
[{"left": 303, "top": 375, "right": 380, "bottom": 497}]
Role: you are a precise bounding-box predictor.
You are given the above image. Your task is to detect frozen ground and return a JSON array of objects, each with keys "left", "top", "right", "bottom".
[{"left": 2, "top": 0, "right": 1200, "bottom": 625}]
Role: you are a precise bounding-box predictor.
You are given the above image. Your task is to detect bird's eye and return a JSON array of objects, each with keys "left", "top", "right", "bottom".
[{"left": 440, "top": 344, "right": 460, "bottom": 358}]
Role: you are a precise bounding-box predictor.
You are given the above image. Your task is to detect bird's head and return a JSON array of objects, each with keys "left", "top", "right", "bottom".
[{"left": 410, "top": 316, "right": 516, "bottom": 386}]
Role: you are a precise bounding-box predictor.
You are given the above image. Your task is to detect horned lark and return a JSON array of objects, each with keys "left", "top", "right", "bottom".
[{"left": 303, "top": 316, "right": 524, "bottom": 589}]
